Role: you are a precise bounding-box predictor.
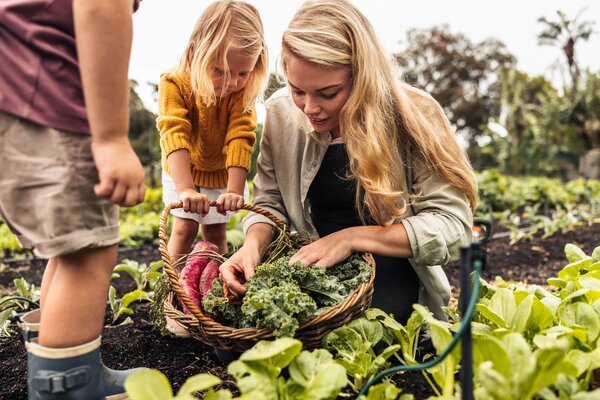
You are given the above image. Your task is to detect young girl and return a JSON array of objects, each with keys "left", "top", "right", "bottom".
[{"left": 157, "top": 0, "right": 267, "bottom": 259}]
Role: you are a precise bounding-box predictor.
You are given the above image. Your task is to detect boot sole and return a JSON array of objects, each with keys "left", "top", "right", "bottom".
[{"left": 107, "top": 394, "right": 129, "bottom": 400}]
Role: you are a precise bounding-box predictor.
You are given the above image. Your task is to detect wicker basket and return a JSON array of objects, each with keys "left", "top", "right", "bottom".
[{"left": 159, "top": 200, "right": 376, "bottom": 351}]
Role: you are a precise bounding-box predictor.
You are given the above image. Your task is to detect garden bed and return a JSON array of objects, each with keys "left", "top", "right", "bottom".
[{"left": 1, "top": 223, "right": 599, "bottom": 399}]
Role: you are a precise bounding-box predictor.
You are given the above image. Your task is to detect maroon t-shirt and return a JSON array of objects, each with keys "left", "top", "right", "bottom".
[{"left": 0, "top": 0, "right": 140, "bottom": 134}]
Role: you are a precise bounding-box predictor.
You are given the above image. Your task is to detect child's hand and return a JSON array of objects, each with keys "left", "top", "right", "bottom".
[
  {"left": 179, "top": 188, "right": 210, "bottom": 216},
  {"left": 91, "top": 138, "right": 146, "bottom": 207},
  {"left": 216, "top": 192, "right": 245, "bottom": 215}
]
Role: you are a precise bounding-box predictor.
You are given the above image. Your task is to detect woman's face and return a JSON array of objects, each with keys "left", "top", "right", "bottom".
[{"left": 286, "top": 55, "right": 352, "bottom": 138}]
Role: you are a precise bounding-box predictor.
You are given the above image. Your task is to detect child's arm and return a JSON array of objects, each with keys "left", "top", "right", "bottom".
[
  {"left": 216, "top": 166, "right": 248, "bottom": 215},
  {"left": 74, "top": 0, "right": 146, "bottom": 207},
  {"left": 167, "top": 149, "right": 210, "bottom": 216}
]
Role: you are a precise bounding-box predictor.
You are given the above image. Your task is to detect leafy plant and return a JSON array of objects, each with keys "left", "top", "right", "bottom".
[
  {"left": 112, "top": 259, "right": 164, "bottom": 291},
  {"left": 0, "top": 307, "right": 17, "bottom": 338},
  {"left": 228, "top": 338, "right": 348, "bottom": 400},
  {"left": 203, "top": 251, "right": 371, "bottom": 337},
  {"left": 322, "top": 317, "right": 400, "bottom": 392},
  {"left": 108, "top": 286, "right": 152, "bottom": 324},
  {"left": 125, "top": 369, "right": 232, "bottom": 400}
]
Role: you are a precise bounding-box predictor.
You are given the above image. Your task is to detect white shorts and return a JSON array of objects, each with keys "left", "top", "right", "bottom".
[{"left": 161, "top": 171, "right": 248, "bottom": 225}]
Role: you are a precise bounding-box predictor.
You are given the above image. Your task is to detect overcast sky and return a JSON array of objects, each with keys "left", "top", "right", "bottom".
[{"left": 130, "top": 0, "right": 600, "bottom": 113}]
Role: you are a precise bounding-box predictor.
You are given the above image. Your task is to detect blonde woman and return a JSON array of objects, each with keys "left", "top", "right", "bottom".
[
  {"left": 220, "top": 0, "right": 477, "bottom": 322},
  {"left": 158, "top": 0, "right": 268, "bottom": 258}
]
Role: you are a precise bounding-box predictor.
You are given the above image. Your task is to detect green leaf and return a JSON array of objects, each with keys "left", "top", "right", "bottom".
[
  {"left": 508, "top": 294, "right": 533, "bottom": 332},
  {"left": 592, "top": 247, "right": 600, "bottom": 263},
  {"left": 125, "top": 369, "right": 174, "bottom": 400},
  {"left": 239, "top": 338, "right": 302, "bottom": 369},
  {"left": 121, "top": 290, "right": 152, "bottom": 309},
  {"left": 488, "top": 288, "right": 517, "bottom": 328},
  {"left": 228, "top": 360, "right": 280, "bottom": 399},
  {"left": 473, "top": 361, "right": 510, "bottom": 400},
  {"left": 526, "top": 348, "right": 577, "bottom": 396},
  {"left": 108, "top": 286, "right": 117, "bottom": 314},
  {"left": 573, "top": 389, "right": 600, "bottom": 400},
  {"left": 0, "top": 307, "right": 17, "bottom": 337},
  {"left": 475, "top": 304, "right": 505, "bottom": 328},
  {"left": 578, "top": 277, "right": 600, "bottom": 292},
  {"left": 360, "top": 382, "right": 403, "bottom": 400},
  {"left": 226, "top": 229, "right": 245, "bottom": 248},
  {"left": 559, "top": 259, "right": 593, "bottom": 281},
  {"left": 558, "top": 302, "right": 600, "bottom": 344},
  {"left": 502, "top": 333, "right": 534, "bottom": 396},
  {"left": 347, "top": 318, "right": 383, "bottom": 347},
  {"left": 322, "top": 327, "right": 364, "bottom": 362},
  {"left": 203, "top": 389, "right": 233, "bottom": 400},
  {"left": 565, "top": 349, "right": 591, "bottom": 376},
  {"left": 472, "top": 336, "right": 511, "bottom": 380},
  {"left": 565, "top": 244, "right": 587, "bottom": 263},
  {"left": 547, "top": 278, "right": 566, "bottom": 289},
  {"left": 175, "top": 373, "right": 221, "bottom": 399},
  {"left": 286, "top": 349, "right": 348, "bottom": 400}
]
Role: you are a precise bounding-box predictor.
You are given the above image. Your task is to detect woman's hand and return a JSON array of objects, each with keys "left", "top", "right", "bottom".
[
  {"left": 216, "top": 192, "right": 245, "bottom": 215},
  {"left": 178, "top": 188, "right": 209, "bottom": 215},
  {"left": 289, "top": 229, "right": 353, "bottom": 268},
  {"left": 219, "top": 243, "right": 261, "bottom": 295}
]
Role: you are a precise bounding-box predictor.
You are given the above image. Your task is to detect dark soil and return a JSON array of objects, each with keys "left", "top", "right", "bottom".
[{"left": 1, "top": 223, "right": 600, "bottom": 400}]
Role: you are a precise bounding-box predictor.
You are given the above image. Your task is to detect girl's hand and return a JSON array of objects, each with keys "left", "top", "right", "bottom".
[
  {"left": 216, "top": 192, "right": 245, "bottom": 215},
  {"left": 178, "top": 188, "right": 209, "bottom": 216},
  {"left": 289, "top": 230, "right": 353, "bottom": 268},
  {"left": 219, "top": 243, "right": 261, "bottom": 295}
]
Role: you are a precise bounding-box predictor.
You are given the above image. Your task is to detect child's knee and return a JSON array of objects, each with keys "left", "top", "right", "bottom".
[
  {"left": 172, "top": 218, "right": 199, "bottom": 239},
  {"left": 201, "top": 223, "right": 227, "bottom": 242}
]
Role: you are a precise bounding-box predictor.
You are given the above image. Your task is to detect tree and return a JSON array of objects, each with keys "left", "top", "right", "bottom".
[
  {"left": 537, "top": 9, "right": 596, "bottom": 87},
  {"left": 264, "top": 73, "right": 286, "bottom": 100},
  {"left": 394, "top": 25, "right": 515, "bottom": 169},
  {"left": 128, "top": 80, "right": 160, "bottom": 186}
]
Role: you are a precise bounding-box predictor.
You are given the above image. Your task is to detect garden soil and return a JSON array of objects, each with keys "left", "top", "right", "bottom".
[{"left": 1, "top": 222, "right": 599, "bottom": 400}]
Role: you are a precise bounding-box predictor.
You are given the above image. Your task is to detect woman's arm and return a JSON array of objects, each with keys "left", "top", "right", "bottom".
[
  {"left": 219, "top": 222, "right": 274, "bottom": 294},
  {"left": 289, "top": 224, "right": 413, "bottom": 267}
]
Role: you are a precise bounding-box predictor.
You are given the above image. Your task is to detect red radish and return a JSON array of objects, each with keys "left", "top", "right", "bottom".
[
  {"left": 177, "top": 241, "right": 219, "bottom": 314},
  {"left": 199, "top": 259, "right": 222, "bottom": 298},
  {"left": 191, "top": 240, "right": 219, "bottom": 255}
]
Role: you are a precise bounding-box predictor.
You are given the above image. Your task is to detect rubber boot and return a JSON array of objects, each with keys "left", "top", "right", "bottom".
[
  {"left": 17, "top": 309, "right": 40, "bottom": 343},
  {"left": 27, "top": 337, "right": 106, "bottom": 400},
  {"left": 19, "top": 310, "right": 142, "bottom": 398}
]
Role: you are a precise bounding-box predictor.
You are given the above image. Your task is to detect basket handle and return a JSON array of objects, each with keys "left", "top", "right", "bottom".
[{"left": 158, "top": 201, "right": 287, "bottom": 323}]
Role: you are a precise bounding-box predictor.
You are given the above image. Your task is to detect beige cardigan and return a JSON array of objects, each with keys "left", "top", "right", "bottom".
[{"left": 243, "top": 88, "right": 473, "bottom": 319}]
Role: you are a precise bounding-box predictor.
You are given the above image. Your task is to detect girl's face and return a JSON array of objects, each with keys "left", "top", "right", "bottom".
[
  {"left": 286, "top": 55, "right": 352, "bottom": 139},
  {"left": 211, "top": 48, "right": 259, "bottom": 97}
]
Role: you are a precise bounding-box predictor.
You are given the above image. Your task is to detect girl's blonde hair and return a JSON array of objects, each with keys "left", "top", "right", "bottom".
[
  {"left": 177, "top": 0, "right": 268, "bottom": 109},
  {"left": 281, "top": 0, "right": 477, "bottom": 225}
]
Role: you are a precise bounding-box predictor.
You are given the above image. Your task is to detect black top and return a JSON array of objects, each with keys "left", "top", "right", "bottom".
[{"left": 307, "top": 143, "right": 419, "bottom": 323}]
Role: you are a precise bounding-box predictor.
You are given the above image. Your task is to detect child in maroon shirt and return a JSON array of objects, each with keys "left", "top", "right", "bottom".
[{"left": 0, "top": 1, "right": 147, "bottom": 398}]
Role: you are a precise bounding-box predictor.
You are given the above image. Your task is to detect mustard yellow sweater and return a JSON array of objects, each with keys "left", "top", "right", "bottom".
[{"left": 157, "top": 72, "right": 256, "bottom": 188}]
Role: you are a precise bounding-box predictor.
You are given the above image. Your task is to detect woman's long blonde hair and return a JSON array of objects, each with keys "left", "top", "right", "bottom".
[
  {"left": 177, "top": 0, "right": 267, "bottom": 109},
  {"left": 281, "top": 0, "right": 477, "bottom": 225}
]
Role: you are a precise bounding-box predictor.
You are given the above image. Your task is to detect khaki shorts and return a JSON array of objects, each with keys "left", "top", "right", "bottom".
[{"left": 0, "top": 112, "right": 119, "bottom": 258}]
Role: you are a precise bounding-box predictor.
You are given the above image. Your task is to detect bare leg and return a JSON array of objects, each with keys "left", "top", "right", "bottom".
[
  {"left": 40, "top": 258, "right": 57, "bottom": 309},
  {"left": 167, "top": 217, "right": 199, "bottom": 263},
  {"left": 201, "top": 223, "right": 228, "bottom": 254},
  {"left": 38, "top": 244, "right": 117, "bottom": 348}
]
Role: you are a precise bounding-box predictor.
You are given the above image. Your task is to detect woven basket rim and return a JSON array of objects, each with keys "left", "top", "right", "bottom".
[{"left": 159, "top": 201, "right": 376, "bottom": 346}]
